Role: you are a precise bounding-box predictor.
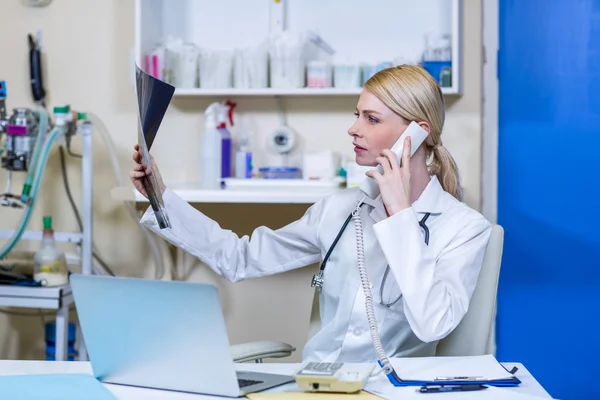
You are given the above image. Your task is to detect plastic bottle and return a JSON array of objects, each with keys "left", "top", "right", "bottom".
[
  {"left": 216, "top": 102, "right": 232, "bottom": 178},
  {"left": 200, "top": 102, "right": 222, "bottom": 189},
  {"left": 33, "top": 216, "right": 69, "bottom": 287},
  {"left": 235, "top": 128, "right": 253, "bottom": 179}
]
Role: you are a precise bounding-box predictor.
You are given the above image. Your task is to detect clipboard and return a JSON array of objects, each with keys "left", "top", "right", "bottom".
[
  {"left": 134, "top": 64, "right": 175, "bottom": 229},
  {"left": 385, "top": 370, "right": 522, "bottom": 387},
  {"left": 379, "top": 356, "right": 522, "bottom": 387}
]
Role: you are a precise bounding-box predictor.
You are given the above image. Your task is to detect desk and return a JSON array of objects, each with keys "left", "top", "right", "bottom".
[{"left": 0, "top": 360, "right": 552, "bottom": 399}]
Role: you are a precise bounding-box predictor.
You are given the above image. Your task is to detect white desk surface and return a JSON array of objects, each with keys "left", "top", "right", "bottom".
[{"left": 0, "top": 360, "right": 553, "bottom": 400}]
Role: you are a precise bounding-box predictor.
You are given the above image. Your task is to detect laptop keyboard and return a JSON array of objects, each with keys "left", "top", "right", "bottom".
[{"left": 238, "top": 378, "right": 264, "bottom": 388}]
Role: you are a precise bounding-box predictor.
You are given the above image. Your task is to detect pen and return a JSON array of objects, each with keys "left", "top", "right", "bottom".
[
  {"left": 435, "top": 376, "right": 486, "bottom": 381},
  {"left": 419, "top": 384, "right": 488, "bottom": 394}
]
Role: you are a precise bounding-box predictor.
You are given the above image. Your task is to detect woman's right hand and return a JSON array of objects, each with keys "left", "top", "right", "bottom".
[{"left": 129, "top": 144, "right": 166, "bottom": 199}]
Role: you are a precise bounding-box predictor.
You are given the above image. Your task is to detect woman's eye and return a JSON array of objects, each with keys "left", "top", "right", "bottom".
[
  {"left": 353, "top": 112, "right": 359, "bottom": 118},
  {"left": 368, "top": 116, "right": 379, "bottom": 124}
]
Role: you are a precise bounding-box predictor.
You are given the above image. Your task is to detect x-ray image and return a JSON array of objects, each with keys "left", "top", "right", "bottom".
[{"left": 135, "top": 64, "right": 175, "bottom": 229}]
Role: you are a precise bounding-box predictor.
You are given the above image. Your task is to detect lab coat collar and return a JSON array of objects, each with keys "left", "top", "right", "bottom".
[
  {"left": 411, "top": 175, "right": 447, "bottom": 214},
  {"left": 358, "top": 175, "right": 447, "bottom": 222}
]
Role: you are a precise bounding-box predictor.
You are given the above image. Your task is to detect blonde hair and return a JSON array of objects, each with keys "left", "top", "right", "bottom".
[{"left": 363, "top": 65, "right": 462, "bottom": 200}]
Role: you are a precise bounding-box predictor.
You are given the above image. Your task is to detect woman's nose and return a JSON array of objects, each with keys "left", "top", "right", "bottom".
[{"left": 348, "top": 120, "right": 360, "bottom": 137}]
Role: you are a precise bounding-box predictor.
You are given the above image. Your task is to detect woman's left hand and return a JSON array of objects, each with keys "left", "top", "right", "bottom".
[{"left": 365, "top": 137, "right": 412, "bottom": 217}]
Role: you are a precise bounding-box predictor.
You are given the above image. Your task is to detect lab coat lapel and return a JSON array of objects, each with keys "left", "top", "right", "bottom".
[
  {"left": 368, "top": 199, "right": 387, "bottom": 223},
  {"left": 355, "top": 194, "right": 387, "bottom": 224},
  {"left": 358, "top": 175, "right": 448, "bottom": 223}
]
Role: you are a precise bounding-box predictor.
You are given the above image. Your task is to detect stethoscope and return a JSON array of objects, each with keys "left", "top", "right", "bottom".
[{"left": 311, "top": 202, "right": 431, "bottom": 307}]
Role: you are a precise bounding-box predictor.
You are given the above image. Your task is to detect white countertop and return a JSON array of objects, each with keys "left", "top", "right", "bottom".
[{"left": 0, "top": 360, "right": 553, "bottom": 400}]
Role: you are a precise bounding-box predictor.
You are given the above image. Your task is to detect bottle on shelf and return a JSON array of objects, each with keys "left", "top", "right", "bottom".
[
  {"left": 235, "top": 128, "right": 253, "bottom": 179},
  {"left": 200, "top": 102, "right": 222, "bottom": 189},
  {"left": 33, "top": 216, "right": 69, "bottom": 287},
  {"left": 228, "top": 101, "right": 253, "bottom": 179},
  {"left": 216, "top": 102, "right": 233, "bottom": 178}
]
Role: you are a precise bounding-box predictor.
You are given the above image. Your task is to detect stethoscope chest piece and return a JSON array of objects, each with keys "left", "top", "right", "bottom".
[{"left": 311, "top": 271, "right": 324, "bottom": 291}]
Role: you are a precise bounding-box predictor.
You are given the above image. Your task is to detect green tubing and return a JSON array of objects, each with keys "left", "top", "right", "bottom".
[
  {"left": 1, "top": 127, "right": 63, "bottom": 259},
  {"left": 21, "top": 109, "right": 48, "bottom": 203},
  {"left": 30, "top": 108, "right": 48, "bottom": 173}
]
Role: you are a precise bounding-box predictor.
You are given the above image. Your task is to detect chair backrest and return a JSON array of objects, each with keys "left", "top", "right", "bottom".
[
  {"left": 435, "top": 224, "right": 504, "bottom": 356},
  {"left": 307, "top": 225, "right": 504, "bottom": 357}
]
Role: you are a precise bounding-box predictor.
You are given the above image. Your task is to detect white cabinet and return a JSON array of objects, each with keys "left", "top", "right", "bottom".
[{"left": 134, "top": 0, "right": 463, "bottom": 97}]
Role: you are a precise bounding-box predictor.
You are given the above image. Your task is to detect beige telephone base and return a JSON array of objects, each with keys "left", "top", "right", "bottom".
[{"left": 294, "top": 362, "right": 375, "bottom": 393}]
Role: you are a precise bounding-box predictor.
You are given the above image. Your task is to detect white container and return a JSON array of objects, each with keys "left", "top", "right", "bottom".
[
  {"left": 270, "top": 56, "right": 305, "bottom": 88},
  {"left": 302, "top": 150, "right": 335, "bottom": 179},
  {"left": 334, "top": 64, "right": 361, "bottom": 88},
  {"left": 177, "top": 43, "right": 199, "bottom": 88},
  {"left": 307, "top": 61, "right": 332, "bottom": 88},
  {"left": 200, "top": 103, "right": 222, "bottom": 189},
  {"left": 268, "top": 31, "right": 307, "bottom": 88},
  {"left": 199, "top": 49, "right": 233, "bottom": 89},
  {"left": 234, "top": 44, "right": 268, "bottom": 89}
]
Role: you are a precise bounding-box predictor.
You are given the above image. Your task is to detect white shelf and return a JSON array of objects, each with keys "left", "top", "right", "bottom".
[
  {"left": 135, "top": 0, "right": 463, "bottom": 96},
  {"left": 0, "top": 284, "right": 76, "bottom": 362},
  {"left": 0, "top": 230, "right": 82, "bottom": 244},
  {"left": 173, "top": 87, "right": 460, "bottom": 97},
  {"left": 111, "top": 186, "right": 341, "bottom": 204},
  {"left": 0, "top": 284, "right": 72, "bottom": 310}
]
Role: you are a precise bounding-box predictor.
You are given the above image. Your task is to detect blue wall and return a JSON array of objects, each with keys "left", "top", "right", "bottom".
[{"left": 497, "top": 1, "right": 600, "bottom": 399}]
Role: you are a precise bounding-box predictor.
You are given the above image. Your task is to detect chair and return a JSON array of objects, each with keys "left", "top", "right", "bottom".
[
  {"left": 231, "top": 224, "right": 504, "bottom": 363},
  {"left": 435, "top": 224, "right": 504, "bottom": 356}
]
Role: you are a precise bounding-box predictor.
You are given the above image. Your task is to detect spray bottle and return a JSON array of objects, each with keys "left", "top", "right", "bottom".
[
  {"left": 216, "top": 101, "right": 233, "bottom": 178},
  {"left": 201, "top": 102, "right": 222, "bottom": 189}
]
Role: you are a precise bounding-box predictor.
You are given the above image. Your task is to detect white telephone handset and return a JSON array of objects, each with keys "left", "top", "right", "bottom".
[{"left": 359, "top": 121, "right": 429, "bottom": 199}]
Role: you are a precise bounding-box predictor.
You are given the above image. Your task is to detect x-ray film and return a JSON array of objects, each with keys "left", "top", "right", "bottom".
[{"left": 135, "top": 64, "right": 175, "bottom": 229}]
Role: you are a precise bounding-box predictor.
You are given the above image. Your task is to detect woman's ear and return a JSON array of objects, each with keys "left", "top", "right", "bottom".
[{"left": 417, "top": 121, "right": 431, "bottom": 135}]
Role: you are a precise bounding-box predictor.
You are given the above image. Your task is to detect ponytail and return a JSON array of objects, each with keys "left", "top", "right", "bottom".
[{"left": 429, "top": 144, "right": 462, "bottom": 200}]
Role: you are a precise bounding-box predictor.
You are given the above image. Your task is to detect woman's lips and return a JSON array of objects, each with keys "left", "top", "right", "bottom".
[{"left": 354, "top": 145, "right": 367, "bottom": 153}]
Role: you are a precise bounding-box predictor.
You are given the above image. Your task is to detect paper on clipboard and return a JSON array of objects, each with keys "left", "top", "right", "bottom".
[
  {"left": 135, "top": 64, "right": 175, "bottom": 229},
  {"left": 386, "top": 354, "right": 515, "bottom": 382}
]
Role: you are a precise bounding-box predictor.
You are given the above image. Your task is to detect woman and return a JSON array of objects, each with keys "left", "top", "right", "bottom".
[{"left": 130, "top": 65, "right": 491, "bottom": 364}]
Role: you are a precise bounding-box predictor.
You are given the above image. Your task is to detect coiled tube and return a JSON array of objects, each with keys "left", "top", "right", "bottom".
[
  {"left": 352, "top": 201, "right": 393, "bottom": 376},
  {"left": 1, "top": 127, "right": 63, "bottom": 259},
  {"left": 21, "top": 108, "right": 48, "bottom": 203}
]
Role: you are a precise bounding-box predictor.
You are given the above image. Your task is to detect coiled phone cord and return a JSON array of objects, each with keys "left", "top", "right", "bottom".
[{"left": 352, "top": 199, "right": 393, "bottom": 376}]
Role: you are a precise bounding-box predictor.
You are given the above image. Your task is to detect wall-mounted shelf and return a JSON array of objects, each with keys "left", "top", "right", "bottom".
[
  {"left": 111, "top": 186, "right": 342, "bottom": 204},
  {"left": 173, "top": 86, "right": 461, "bottom": 97},
  {"left": 135, "top": 0, "right": 463, "bottom": 96}
]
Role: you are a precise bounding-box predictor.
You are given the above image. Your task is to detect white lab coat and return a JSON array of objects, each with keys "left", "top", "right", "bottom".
[{"left": 140, "top": 175, "right": 491, "bottom": 363}]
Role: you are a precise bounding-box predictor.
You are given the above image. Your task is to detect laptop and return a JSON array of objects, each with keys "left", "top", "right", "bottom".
[{"left": 70, "top": 274, "right": 295, "bottom": 397}]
